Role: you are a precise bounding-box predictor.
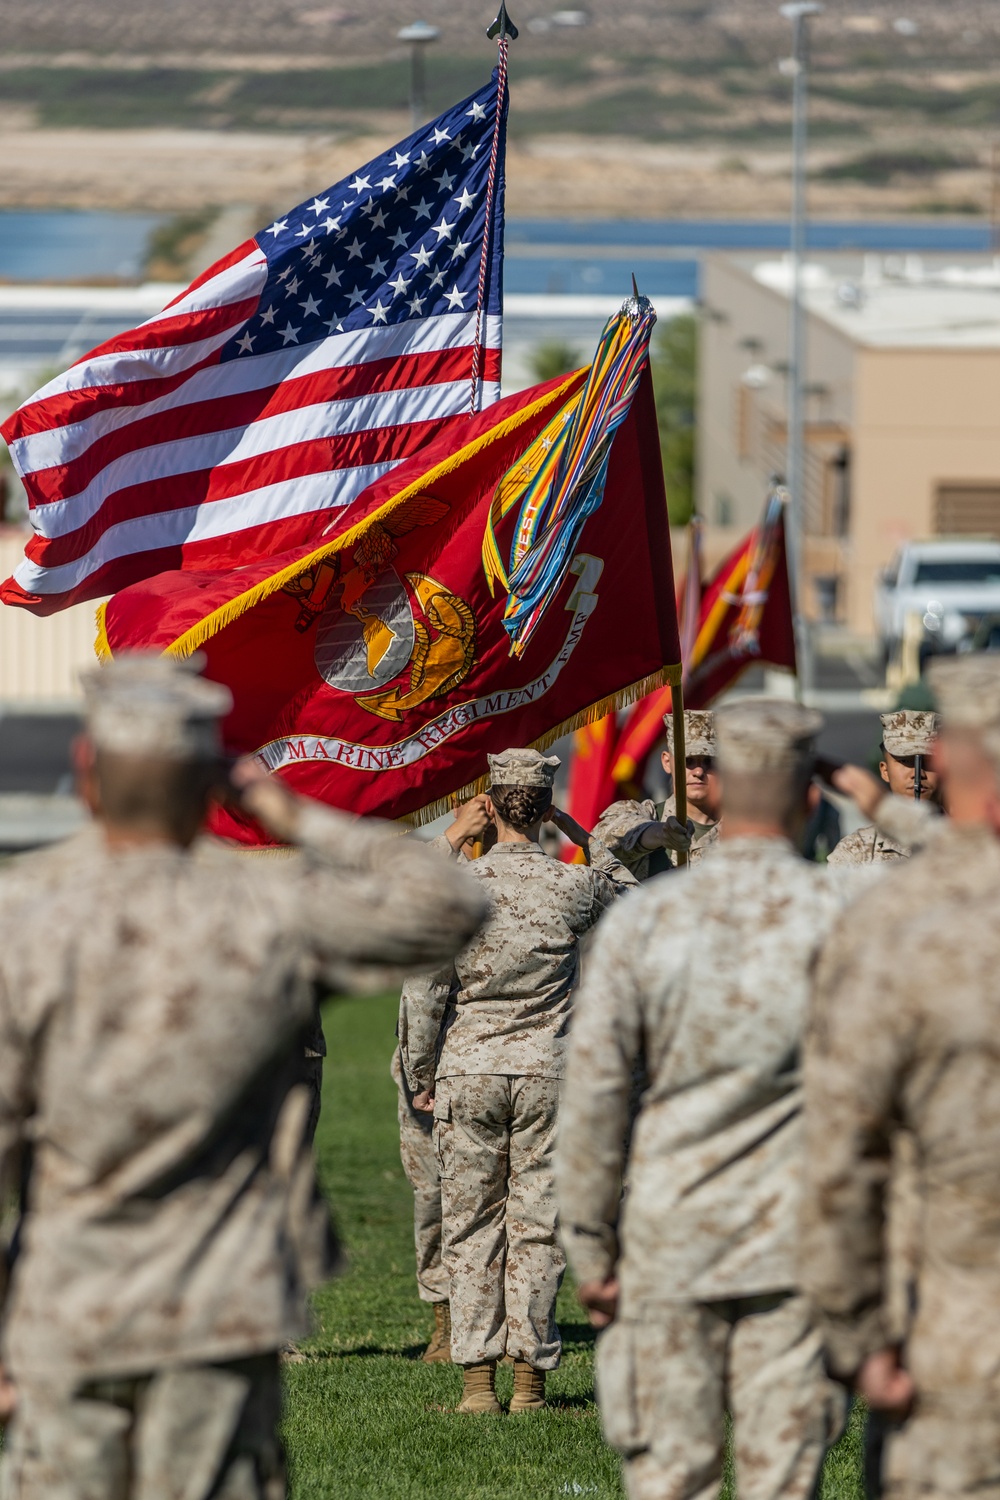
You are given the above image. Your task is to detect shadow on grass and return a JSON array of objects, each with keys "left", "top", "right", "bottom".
[
  {"left": 308, "top": 1320, "right": 598, "bottom": 1363},
  {"left": 297, "top": 1343, "right": 429, "bottom": 1359},
  {"left": 560, "top": 1322, "right": 599, "bottom": 1349}
]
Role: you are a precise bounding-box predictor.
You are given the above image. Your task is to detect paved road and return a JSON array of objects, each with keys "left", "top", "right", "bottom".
[
  {"left": 0, "top": 702, "right": 886, "bottom": 798},
  {"left": 0, "top": 713, "right": 79, "bottom": 794}
]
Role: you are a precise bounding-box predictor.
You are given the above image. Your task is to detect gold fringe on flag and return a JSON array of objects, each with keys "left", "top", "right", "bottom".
[
  {"left": 400, "top": 660, "right": 682, "bottom": 827},
  {"left": 94, "top": 601, "right": 112, "bottom": 662}
]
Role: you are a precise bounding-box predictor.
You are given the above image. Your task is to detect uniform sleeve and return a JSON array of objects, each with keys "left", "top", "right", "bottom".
[
  {"left": 584, "top": 834, "right": 639, "bottom": 891},
  {"left": 826, "top": 828, "right": 869, "bottom": 866},
  {"left": 0, "top": 933, "right": 42, "bottom": 1312},
  {"left": 288, "top": 801, "right": 487, "bottom": 993},
  {"left": 800, "top": 904, "right": 911, "bottom": 1378},
  {"left": 592, "top": 799, "right": 659, "bottom": 869},
  {"left": 556, "top": 898, "right": 648, "bottom": 1285},
  {"left": 427, "top": 833, "right": 460, "bottom": 860},
  {"left": 872, "top": 794, "right": 942, "bottom": 853},
  {"left": 397, "top": 968, "right": 456, "bottom": 1094}
]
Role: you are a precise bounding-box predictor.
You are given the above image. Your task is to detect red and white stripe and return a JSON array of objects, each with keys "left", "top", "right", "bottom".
[{"left": 1, "top": 239, "right": 501, "bottom": 614}]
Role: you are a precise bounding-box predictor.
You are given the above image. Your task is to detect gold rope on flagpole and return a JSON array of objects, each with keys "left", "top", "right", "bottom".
[{"left": 671, "top": 681, "right": 688, "bottom": 869}]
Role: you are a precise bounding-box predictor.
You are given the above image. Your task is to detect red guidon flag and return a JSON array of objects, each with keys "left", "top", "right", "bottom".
[
  {"left": 607, "top": 490, "right": 797, "bottom": 792},
  {"left": 99, "top": 357, "right": 681, "bottom": 834},
  {"left": 562, "top": 716, "right": 619, "bottom": 854}
]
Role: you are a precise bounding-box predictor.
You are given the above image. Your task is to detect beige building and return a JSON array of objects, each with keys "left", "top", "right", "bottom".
[
  {"left": 0, "top": 530, "right": 98, "bottom": 705},
  {"left": 699, "top": 252, "right": 1000, "bottom": 633}
]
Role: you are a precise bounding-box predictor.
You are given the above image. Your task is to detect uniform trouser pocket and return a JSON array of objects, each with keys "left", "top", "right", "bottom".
[
  {"left": 596, "top": 1312, "right": 727, "bottom": 1497},
  {"left": 596, "top": 1298, "right": 839, "bottom": 1500},
  {"left": 886, "top": 1388, "right": 1000, "bottom": 1496}
]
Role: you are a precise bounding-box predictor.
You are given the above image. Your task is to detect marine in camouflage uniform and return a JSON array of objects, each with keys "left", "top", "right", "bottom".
[
  {"left": 828, "top": 711, "right": 940, "bottom": 867},
  {"left": 0, "top": 655, "right": 485, "bottom": 1500},
  {"left": 594, "top": 709, "right": 719, "bottom": 878},
  {"left": 558, "top": 702, "right": 857, "bottom": 1500},
  {"left": 400, "top": 748, "right": 632, "bottom": 1415},
  {"left": 392, "top": 1047, "right": 449, "bottom": 1313},
  {"left": 199, "top": 844, "right": 329, "bottom": 1150},
  {"left": 802, "top": 655, "right": 1000, "bottom": 1500},
  {"left": 393, "top": 801, "right": 493, "bottom": 1365},
  {"left": 827, "top": 710, "right": 942, "bottom": 1373}
]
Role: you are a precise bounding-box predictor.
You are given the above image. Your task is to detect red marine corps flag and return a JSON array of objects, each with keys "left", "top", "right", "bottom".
[{"left": 99, "top": 296, "right": 681, "bottom": 836}]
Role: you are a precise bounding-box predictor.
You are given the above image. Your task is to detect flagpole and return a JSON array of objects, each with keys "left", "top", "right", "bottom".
[
  {"left": 780, "top": 2, "right": 822, "bottom": 703},
  {"left": 470, "top": 4, "right": 518, "bottom": 414},
  {"left": 671, "top": 683, "right": 689, "bottom": 869}
]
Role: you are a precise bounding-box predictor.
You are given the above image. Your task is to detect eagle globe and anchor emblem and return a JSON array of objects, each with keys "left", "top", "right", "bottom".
[{"left": 281, "top": 495, "right": 477, "bottom": 722}]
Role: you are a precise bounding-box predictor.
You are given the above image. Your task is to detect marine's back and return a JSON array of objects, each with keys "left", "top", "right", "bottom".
[{"left": 0, "top": 805, "right": 485, "bottom": 1384}]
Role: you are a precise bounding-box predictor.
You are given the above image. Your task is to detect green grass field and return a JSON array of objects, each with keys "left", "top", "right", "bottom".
[{"left": 282, "top": 993, "right": 867, "bottom": 1499}]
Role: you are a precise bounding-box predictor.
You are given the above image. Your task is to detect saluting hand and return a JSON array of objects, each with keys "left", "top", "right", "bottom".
[
  {"left": 544, "top": 805, "right": 589, "bottom": 848},
  {"left": 445, "top": 795, "right": 492, "bottom": 853},
  {"left": 231, "top": 756, "right": 301, "bottom": 840},
  {"left": 831, "top": 763, "right": 886, "bottom": 822}
]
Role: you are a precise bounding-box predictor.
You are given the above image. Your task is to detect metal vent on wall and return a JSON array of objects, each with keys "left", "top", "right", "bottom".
[{"left": 935, "top": 484, "right": 1000, "bottom": 537}]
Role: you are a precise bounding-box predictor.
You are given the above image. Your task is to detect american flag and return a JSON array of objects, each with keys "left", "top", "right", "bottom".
[{"left": 1, "top": 72, "right": 507, "bottom": 615}]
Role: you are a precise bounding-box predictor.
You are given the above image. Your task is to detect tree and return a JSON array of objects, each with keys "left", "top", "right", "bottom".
[
  {"left": 527, "top": 320, "right": 697, "bottom": 525},
  {"left": 650, "top": 314, "right": 697, "bottom": 526},
  {"left": 528, "top": 340, "right": 583, "bottom": 383}
]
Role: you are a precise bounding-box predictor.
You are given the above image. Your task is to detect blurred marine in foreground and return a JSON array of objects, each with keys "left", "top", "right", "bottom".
[
  {"left": 0, "top": 654, "right": 485, "bottom": 1500},
  {"left": 802, "top": 655, "right": 1000, "bottom": 1500},
  {"left": 557, "top": 700, "right": 855, "bottom": 1500}
]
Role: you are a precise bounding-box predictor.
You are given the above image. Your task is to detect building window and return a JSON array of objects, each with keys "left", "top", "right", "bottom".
[
  {"left": 935, "top": 484, "right": 1000, "bottom": 536},
  {"left": 822, "top": 445, "right": 851, "bottom": 538},
  {"left": 736, "top": 384, "right": 754, "bottom": 461},
  {"left": 715, "top": 492, "right": 733, "bottom": 526}
]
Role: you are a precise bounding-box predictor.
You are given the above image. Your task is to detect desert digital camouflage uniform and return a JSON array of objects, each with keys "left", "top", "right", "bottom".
[
  {"left": 389, "top": 834, "right": 470, "bottom": 1314},
  {"left": 198, "top": 841, "right": 328, "bottom": 1144},
  {"left": 391, "top": 832, "right": 467, "bottom": 1313},
  {"left": 828, "top": 711, "right": 939, "bottom": 868},
  {"left": 801, "top": 660, "right": 1000, "bottom": 1500},
  {"left": 594, "top": 709, "right": 719, "bottom": 877},
  {"left": 0, "top": 659, "right": 485, "bottom": 1500},
  {"left": 391, "top": 1044, "right": 448, "bottom": 1306},
  {"left": 826, "top": 711, "right": 943, "bottom": 1351},
  {"left": 558, "top": 702, "right": 856, "bottom": 1500},
  {"left": 400, "top": 751, "right": 632, "bottom": 1373},
  {"left": 827, "top": 824, "right": 908, "bottom": 864}
]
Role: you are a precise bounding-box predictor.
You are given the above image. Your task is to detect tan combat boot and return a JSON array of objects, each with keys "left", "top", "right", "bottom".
[
  {"left": 457, "top": 1361, "right": 502, "bottom": 1414},
  {"left": 421, "top": 1302, "right": 452, "bottom": 1364},
  {"left": 509, "top": 1360, "right": 546, "bottom": 1413}
]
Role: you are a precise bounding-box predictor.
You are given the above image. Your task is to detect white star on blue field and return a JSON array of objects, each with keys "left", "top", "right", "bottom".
[{"left": 222, "top": 79, "right": 504, "bottom": 361}]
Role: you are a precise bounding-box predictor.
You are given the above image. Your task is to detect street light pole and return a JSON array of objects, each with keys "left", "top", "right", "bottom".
[
  {"left": 780, "top": 1, "right": 821, "bottom": 700},
  {"left": 397, "top": 21, "right": 441, "bottom": 133}
]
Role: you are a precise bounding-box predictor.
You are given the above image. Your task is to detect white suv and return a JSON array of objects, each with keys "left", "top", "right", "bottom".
[{"left": 874, "top": 538, "right": 1000, "bottom": 662}]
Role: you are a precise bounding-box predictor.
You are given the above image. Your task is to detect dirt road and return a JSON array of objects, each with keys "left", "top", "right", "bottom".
[{"left": 0, "top": 120, "right": 988, "bottom": 225}]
